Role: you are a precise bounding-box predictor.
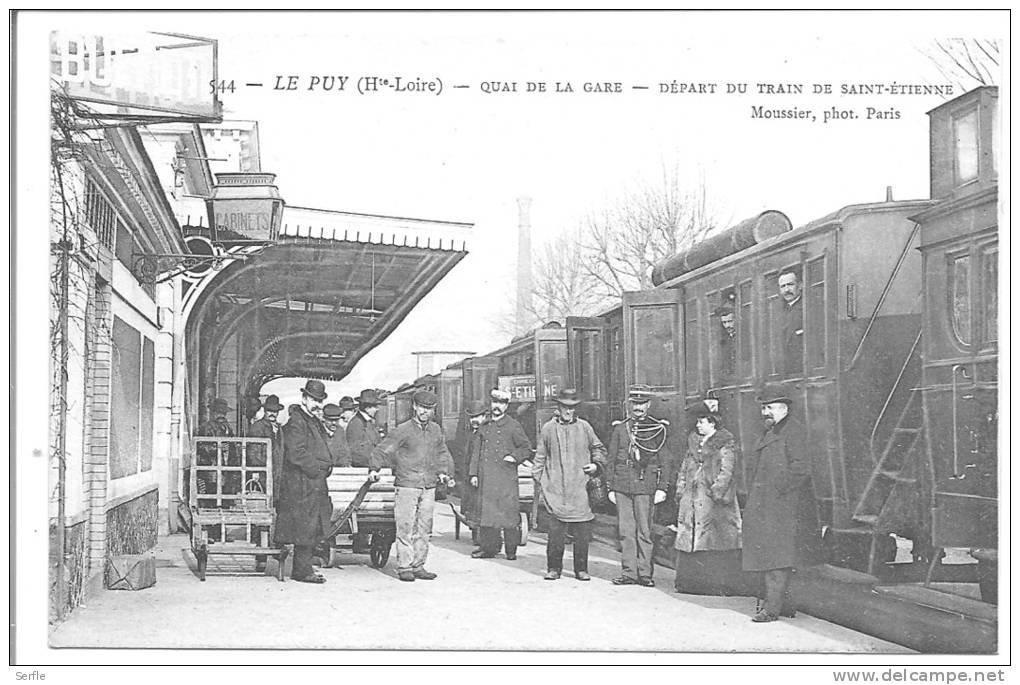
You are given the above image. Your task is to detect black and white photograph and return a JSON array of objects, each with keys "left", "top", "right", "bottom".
[{"left": 11, "top": 8, "right": 1010, "bottom": 673}]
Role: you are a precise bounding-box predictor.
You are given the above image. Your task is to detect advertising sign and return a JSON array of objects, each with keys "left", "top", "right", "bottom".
[{"left": 50, "top": 31, "right": 220, "bottom": 120}]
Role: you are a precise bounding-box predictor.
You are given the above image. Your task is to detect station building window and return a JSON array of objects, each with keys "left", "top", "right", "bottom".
[
  {"left": 948, "top": 252, "right": 971, "bottom": 346},
  {"left": 954, "top": 108, "right": 979, "bottom": 185},
  {"left": 110, "top": 316, "right": 155, "bottom": 480}
]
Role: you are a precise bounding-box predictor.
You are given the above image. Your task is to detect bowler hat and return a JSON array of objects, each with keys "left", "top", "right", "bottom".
[
  {"left": 412, "top": 389, "right": 438, "bottom": 408},
  {"left": 757, "top": 384, "right": 793, "bottom": 406},
  {"left": 322, "top": 403, "right": 343, "bottom": 420},
  {"left": 210, "top": 398, "right": 231, "bottom": 413},
  {"left": 628, "top": 384, "right": 654, "bottom": 403},
  {"left": 553, "top": 388, "right": 582, "bottom": 406},
  {"left": 465, "top": 399, "right": 488, "bottom": 417},
  {"left": 490, "top": 388, "right": 512, "bottom": 403},
  {"left": 357, "top": 389, "right": 381, "bottom": 406},
  {"left": 263, "top": 394, "right": 284, "bottom": 412},
  {"left": 338, "top": 396, "right": 357, "bottom": 411},
  {"left": 301, "top": 379, "right": 328, "bottom": 402}
]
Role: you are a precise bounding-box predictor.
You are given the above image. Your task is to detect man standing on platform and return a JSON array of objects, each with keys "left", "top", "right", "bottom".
[
  {"left": 194, "top": 397, "right": 235, "bottom": 497},
  {"left": 276, "top": 380, "right": 334, "bottom": 584},
  {"left": 369, "top": 390, "right": 455, "bottom": 582},
  {"left": 469, "top": 389, "right": 532, "bottom": 560},
  {"left": 606, "top": 385, "right": 674, "bottom": 587},
  {"left": 461, "top": 399, "right": 489, "bottom": 548},
  {"left": 742, "top": 384, "right": 822, "bottom": 621},
  {"left": 336, "top": 396, "right": 358, "bottom": 433},
  {"left": 248, "top": 394, "right": 284, "bottom": 501},
  {"left": 347, "top": 389, "right": 383, "bottom": 467},
  {"left": 532, "top": 388, "right": 607, "bottom": 581},
  {"left": 322, "top": 403, "right": 353, "bottom": 467}
]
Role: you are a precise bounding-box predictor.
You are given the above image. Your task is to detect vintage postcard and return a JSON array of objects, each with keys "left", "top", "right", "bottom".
[{"left": 11, "top": 8, "right": 1009, "bottom": 673}]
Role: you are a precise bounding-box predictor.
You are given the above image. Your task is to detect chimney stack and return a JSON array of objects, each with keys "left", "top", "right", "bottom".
[
  {"left": 886, "top": 186, "right": 894, "bottom": 202},
  {"left": 516, "top": 197, "right": 533, "bottom": 334}
]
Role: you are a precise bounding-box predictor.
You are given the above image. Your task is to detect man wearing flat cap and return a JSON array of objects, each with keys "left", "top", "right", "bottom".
[
  {"left": 469, "top": 389, "right": 533, "bottom": 560},
  {"left": 742, "top": 384, "right": 822, "bottom": 621},
  {"left": 369, "top": 389, "right": 455, "bottom": 582},
  {"left": 460, "top": 400, "right": 489, "bottom": 544},
  {"left": 532, "top": 388, "right": 607, "bottom": 581},
  {"left": 322, "top": 403, "right": 353, "bottom": 468},
  {"left": 276, "top": 379, "right": 334, "bottom": 584},
  {"left": 347, "top": 389, "right": 384, "bottom": 468},
  {"left": 606, "top": 385, "right": 676, "bottom": 587}
]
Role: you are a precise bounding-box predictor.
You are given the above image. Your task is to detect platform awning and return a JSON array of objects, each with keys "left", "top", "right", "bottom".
[{"left": 185, "top": 207, "right": 470, "bottom": 417}]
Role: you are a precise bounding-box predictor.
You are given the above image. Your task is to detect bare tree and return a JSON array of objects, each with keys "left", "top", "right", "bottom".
[
  {"left": 583, "top": 164, "right": 722, "bottom": 300},
  {"left": 526, "top": 227, "right": 609, "bottom": 325},
  {"left": 920, "top": 38, "right": 1000, "bottom": 91}
]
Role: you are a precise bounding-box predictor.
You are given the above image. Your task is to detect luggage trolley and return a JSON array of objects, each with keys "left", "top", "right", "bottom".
[
  {"left": 319, "top": 467, "right": 397, "bottom": 568},
  {"left": 451, "top": 463, "right": 534, "bottom": 545},
  {"left": 189, "top": 436, "right": 288, "bottom": 581}
]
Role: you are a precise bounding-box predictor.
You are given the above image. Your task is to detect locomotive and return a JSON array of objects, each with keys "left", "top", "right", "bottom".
[{"left": 389, "top": 87, "right": 999, "bottom": 613}]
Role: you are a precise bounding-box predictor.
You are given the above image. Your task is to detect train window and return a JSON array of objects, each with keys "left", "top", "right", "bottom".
[
  {"left": 633, "top": 306, "right": 676, "bottom": 391},
  {"left": 954, "top": 108, "right": 979, "bottom": 185},
  {"left": 575, "top": 329, "right": 604, "bottom": 401},
  {"left": 709, "top": 289, "right": 737, "bottom": 385},
  {"left": 948, "top": 253, "right": 972, "bottom": 346},
  {"left": 443, "top": 382, "right": 461, "bottom": 416},
  {"left": 806, "top": 257, "right": 826, "bottom": 369},
  {"left": 982, "top": 248, "right": 997, "bottom": 344},
  {"left": 539, "top": 340, "right": 567, "bottom": 400},
  {"left": 684, "top": 298, "right": 701, "bottom": 392},
  {"left": 738, "top": 280, "right": 753, "bottom": 378}
]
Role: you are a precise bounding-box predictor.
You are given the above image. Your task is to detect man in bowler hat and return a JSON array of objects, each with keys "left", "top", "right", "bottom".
[
  {"left": 275, "top": 380, "right": 334, "bottom": 584},
  {"left": 742, "top": 384, "right": 822, "bottom": 621},
  {"left": 347, "top": 389, "right": 384, "bottom": 467},
  {"left": 322, "top": 403, "right": 353, "bottom": 467}
]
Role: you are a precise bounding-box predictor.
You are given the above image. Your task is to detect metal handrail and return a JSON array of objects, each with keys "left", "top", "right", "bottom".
[
  {"left": 867, "top": 328, "right": 923, "bottom": 465},
  {"left": 848, "top": 222, "right": 921, "bottom": 371},
  {"left": 950, "top": 364, "right": 970, "bottom": 478}
]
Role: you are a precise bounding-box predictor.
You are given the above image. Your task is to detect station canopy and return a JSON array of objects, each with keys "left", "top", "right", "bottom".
[{"left": 185, "top": 206, "right": 471, "bottom": 404}]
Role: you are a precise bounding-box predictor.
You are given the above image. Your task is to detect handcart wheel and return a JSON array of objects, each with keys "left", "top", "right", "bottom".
[
  {"left": 370, "top": 533, "right": 392, "bottom": 568},
  {"left": 518, "top": 511, "right": 529, "bottom": 547}
]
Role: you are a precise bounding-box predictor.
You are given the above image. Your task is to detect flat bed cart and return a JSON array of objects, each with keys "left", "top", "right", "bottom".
[
  {"left": 319, "top": 467, "right": 397, "bottom": 568},
  {"left": 189, "top": 436, "right": 288, "bottom": 581},
  {"left": 452, "top": 463, "right": 534, "bottom": 545}
]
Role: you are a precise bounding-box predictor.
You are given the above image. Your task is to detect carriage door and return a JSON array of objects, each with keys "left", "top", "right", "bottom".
[
  {"left": 623, "top": 289, "right": 686, "bottom": 438},
  {"left": 533, "top": 327, "right": 569, "bottom": 433},
  {"left": 567, "top": 316, "right": 610, "bottom": 442}
]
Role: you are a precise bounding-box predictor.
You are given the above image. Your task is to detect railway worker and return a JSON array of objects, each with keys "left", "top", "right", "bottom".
[
  {"left": 194, "top": 398, "right": 236, "bottom": 497},
  {"left": 248, "top": 394, "right": 285, "bottom": 500},
  {"left": 778, "top": 268, "right": 805, "bottom": 377},
  {"left": 276, "top": 379, "right": 334, "bottom": 584},
  {"left": 322, "top": 403, "right": 353, "bottom": 467},
  {"left": 347, "top": 389, "right": 384, "bottom": 467},
  {"left": 742, "top": 384, "right": 823, "bottom": 621},
  {"left": 336, "top": 396, "right": 358, "bottom": 432},
  {"left": 461, "top": 399, "right": 489, "bottom": 548},
  {"left": 715, "top": 304, "right": 737, "bottom": 380},
  {"left": 606, "top": 385, "right": 675, "bottom": 587},
  {"left": 469, "top": 389, "right": 533, "bottom": 560},
  {"left": 532, "top": 388, "right": 607, "bottom": 581},
  {"left": 368, "top": 390, "right": 455, "bottom": 582}
]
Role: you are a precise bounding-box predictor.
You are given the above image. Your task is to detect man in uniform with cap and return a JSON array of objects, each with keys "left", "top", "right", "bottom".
[
  {"left": 532, "top": 388, "right": 607, "bottom": 581},
  {"left": 606, "top": 385, "right": 675, "bottom": 587},
  {"left": 194, "top": 398, "right": 236, "bottom": 498},
  {"left": 276, "top": 379, "right": 334, "bottom": 584},
  {"left": 347, "top": 389, "right": 384, "bottom": 467},
  {"left": 469, "top": 388, "right": 533, "bottom": 560},
  {"left": 460, "top": 399, "right": 489, "bottom": 546},
  {"left": 742, "top": 384, "right": 822, "bottom": 621},
  {"left": 322, "top": 403, "right": 353, "bottom": 467},
  {"left": 369, "top": 390, "right": 455, "bottom": 582}
]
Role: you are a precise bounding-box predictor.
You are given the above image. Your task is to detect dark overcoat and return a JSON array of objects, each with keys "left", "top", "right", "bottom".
[
  {"left": 741, "top": 416, "right": 822, "bottom": 571},
  {"left": 674, "top": 429, "right": 742, "bottom": 553},
  {"left": 326, "top": 428, "right": 352, "bottom": 467},
  {"left": 275, "top": 408, "right": 334, "bottom": 545},
  {"left": 469, "top": 415, "right": 532, "bottom": 528},
  {"left": 346, "top": 411, "right": 382, "bottom": 467},
  {"left": 781, "top": 298, "right": 804, "bottom": 376},
  {"left": 248, "top": 418, "right": 282, "bottom": 499},
  {"left": 605, "top": 417, "right": 677, "bottom": 496}
]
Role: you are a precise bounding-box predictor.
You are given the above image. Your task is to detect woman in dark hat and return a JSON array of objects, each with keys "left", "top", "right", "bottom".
[{"left": 672, "top": 402, "right": 744, "bottom": 595}]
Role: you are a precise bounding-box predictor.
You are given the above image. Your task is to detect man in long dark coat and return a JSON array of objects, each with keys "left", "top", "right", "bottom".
[
  {"left": 248, "top": 394, "right": 284, "bottom": 502},
  {"left": 194, "top": 397, "right": 235, "bottom": 499},
  {"left": 322, "top": 403, "right": 353, "bottom": 467},
  {"left": 275, "top": 379, "right": 334, "bottom": 584},
  {"left": 469, "top": 389, "right": 532, "bottom": 560},
  {"left": 460, "top": 399, "right": 489, "bottom": 547},
  {"left": 742, "top": 384, "right": 822, "bottom": 621},
  {"left": 347, "top": 389, "right": 383, "bottom": 467},
  {"left": 606, "top": 385, "right": 675, "bottom": 587}
]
